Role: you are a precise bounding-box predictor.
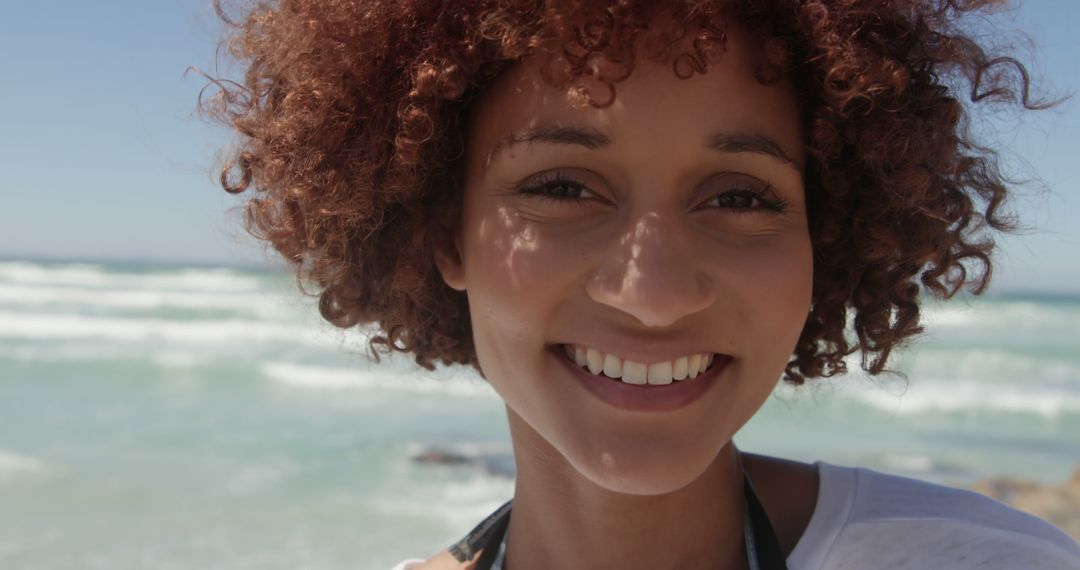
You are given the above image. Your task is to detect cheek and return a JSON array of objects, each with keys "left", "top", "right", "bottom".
[
  {"left": 460, "top": 210, "right": 581, "bottom": 354},
  {"left": 723, "top": 234, "right": 813, "bottom": 344}
]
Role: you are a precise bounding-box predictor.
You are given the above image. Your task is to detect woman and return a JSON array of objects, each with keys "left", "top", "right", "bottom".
[{"left": 204, "top": 1, "right": 1080, "bottom": 568}]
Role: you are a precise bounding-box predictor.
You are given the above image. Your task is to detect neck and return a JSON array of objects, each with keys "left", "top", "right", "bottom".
[{"left": 502, "top": 411, "right": 749, "bottom": 570}]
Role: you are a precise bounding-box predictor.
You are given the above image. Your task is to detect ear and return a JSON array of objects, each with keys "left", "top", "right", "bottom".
[{"left": 434, "top": 239, "right": 466, "bottom": 292}]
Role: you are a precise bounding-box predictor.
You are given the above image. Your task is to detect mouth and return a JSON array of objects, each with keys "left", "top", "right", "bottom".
[
  {"left": 550, "top": 343, "right": 732, "bottom": 412},
  {"left": 558, "top": 343, "right": 722, "bottom": 385}
]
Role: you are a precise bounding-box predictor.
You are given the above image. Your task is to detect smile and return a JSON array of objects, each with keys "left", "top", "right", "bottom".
[
  {"left": 562, "top": 344, "right": 716, "bottom": 385},
  {"left": 553, "top": 344, "right": 732, "bottom": 412}
]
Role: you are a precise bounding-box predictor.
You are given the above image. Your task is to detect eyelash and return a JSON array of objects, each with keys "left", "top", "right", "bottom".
[
  {"left": 514, "top": 172, "right": 597, "bottom": 206},
  {"left": 514, "top": 172, "right": 790, "bottom": 213}
]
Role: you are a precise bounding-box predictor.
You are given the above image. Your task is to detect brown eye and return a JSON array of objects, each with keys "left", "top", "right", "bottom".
[
  {"left": 514, "top": 171, "right": 604, "bottom": 205},
  {"left": 709, "top": 191, "right": 761, "bottom": 209},
  {"left": 537, "top": 180, "right": 588, "bottom": 200},
  {"left": 699, "top": 173, "right": 789, "bottom": 214}
]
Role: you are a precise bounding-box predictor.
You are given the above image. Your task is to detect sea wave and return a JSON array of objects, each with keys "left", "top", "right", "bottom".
[
  {"left": 0, "top": 450, "right": 49, "bottom": 479},
  {"left": 910, "top": 347, "right": 1080, "bottom": 385},
  {"left": 0, "top": 283, "right": 297, "bottom": 318},
  {"left": 0, "top": 343, "right": 249, "bottom": 369},
  {"left": 0, "top": 310, "right": 347, "bottom": 348},
  {"left": 370, "top": 467, "right": 513, "bottom": 533},
  {"left": 0, "top": 343, "right": 136, "bottom": 362},
  {"left": 842, "top": 377, "right": 1080, "bottom": 417},
  {"left": 923, "top": 298, "right": 1080, "bottom": 337},
  {"left": 261, "top": 362, "right": 495, "bottom": 397},
  {"left": 0, "top": 261, "right": 265, "bottom": 292},
  {"left": 771, "top": 356, "right": 1080, "bottom": 418}
]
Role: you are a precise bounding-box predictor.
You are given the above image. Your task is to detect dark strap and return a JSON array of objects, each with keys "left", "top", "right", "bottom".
[
  {"left": 743, "top": 471, "right": 788, "bottom": 570},
  {"left": 451, "top": 468, "right": 788, "bottom": 569},
  {"left": 448, "top": 500, "right": 511, "bottom": 564},
  {"left": 473, "top": 517, "right": 508, "bottom": 570}
]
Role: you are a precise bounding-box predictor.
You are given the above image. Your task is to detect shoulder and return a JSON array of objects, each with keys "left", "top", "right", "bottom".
[{"left": 806, "top": 462, "right": 1080, "bottom": 569}]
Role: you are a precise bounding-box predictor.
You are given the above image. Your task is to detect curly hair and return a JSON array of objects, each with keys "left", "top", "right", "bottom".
[{"left": 201, "top": 0, "right": 1045, "bottom": 384}]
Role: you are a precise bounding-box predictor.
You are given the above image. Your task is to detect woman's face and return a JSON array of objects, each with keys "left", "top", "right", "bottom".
[{"left": 437, "top": 26, "right": 812, "bottom": 495}]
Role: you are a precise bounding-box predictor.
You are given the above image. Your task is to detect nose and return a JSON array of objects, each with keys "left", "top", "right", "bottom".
[{"left": 585, "top": 212, "right": 716, "bottom": 328}]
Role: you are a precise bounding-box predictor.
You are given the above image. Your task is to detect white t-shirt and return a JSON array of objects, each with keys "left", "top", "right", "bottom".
[{"left": 391, "top": 461, "right": 1080, "bottom": 569}]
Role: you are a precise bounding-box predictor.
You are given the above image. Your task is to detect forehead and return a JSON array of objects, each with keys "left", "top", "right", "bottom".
[{"left": 465, "top": 24, "right": 804, "bottom": 171}]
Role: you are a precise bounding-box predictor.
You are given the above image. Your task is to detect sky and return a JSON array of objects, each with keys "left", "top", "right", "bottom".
[{"left": 1, "top": 1, "right": 1078, "bottom": 293}]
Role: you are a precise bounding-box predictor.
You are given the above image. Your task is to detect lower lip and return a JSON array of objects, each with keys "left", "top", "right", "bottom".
[{"left": 552, "top": 346, "right": 730, "bottom": 412}]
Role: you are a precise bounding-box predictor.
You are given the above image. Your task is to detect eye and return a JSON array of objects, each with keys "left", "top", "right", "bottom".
[
  {"left": 699, "top": 174, "right": 789, "bottom": 214},
  {"left": 514, "top": 171, "right": 602, "bottom": 205},
  {"left": 709, "top": 191, "right": 761, "bottom": 209}
]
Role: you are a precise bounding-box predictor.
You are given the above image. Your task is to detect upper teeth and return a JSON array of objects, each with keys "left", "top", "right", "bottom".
[{"left": 566, "top": 345, "right": 714, "bottom": 385}]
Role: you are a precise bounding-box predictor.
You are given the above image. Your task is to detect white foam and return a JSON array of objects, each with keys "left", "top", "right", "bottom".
[
  {"left": 913, "top": 348, "right": 1080, "bottom": 385},
  {"left": 0, "top": 450, "right": 49, "bottom": 478},
  {"left": 0, "top": 310, "right": 344, "bottom": 348},
  {"left": 924, "top": 298, "right": 1080, "bottom": 336},
  {"left": 770, "top": 339, "right": 1080, "bottom": 418},
  {"left": 0, "top": 261, "right": 264, "bottom": 293},
  {"left": 0, "top": 343, "right": 222, "bottom": 369},
  {"left": 0, "top": 283, "right": 293, "bottom": 318},
  {"left": 0, "top": 343, "right": 128, "bottom": 362},
  {"left": 262, "top": 362, "right": 495, "bottom": 397},
  {"left": 844, "top": 377, "right": 1080, "bottom": 417},
  {"left": 264, "top": 362, "right": 369, "bottom": 389},
  {"left": 921, "top": 304, "right": 979, "bottom": 327}
]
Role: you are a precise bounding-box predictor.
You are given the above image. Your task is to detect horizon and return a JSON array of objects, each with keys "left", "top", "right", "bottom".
[{"left": 2, "top": 1, "right": 1078, "bottom": 293}]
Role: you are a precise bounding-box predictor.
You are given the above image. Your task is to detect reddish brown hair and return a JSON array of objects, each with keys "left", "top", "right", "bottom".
[{"left": 202, "top": 0, "right": 1045, "bottom": 384}]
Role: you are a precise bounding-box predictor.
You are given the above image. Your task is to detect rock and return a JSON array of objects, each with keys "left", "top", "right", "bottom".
[
  {"left": 412, "top": 450, "right": 472, "bottom": 466},
  {"left": 411, "top": 446, "right": 516, "bottom": 478},
  {"left": 970, "top": 467, "right": 1080, "bottom": 542}
]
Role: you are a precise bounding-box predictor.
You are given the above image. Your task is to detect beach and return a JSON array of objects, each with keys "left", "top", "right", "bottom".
[
  {"left": 1, "top": 259, "right": 1077, "bottom": 568},
  {"left": 971, "top": 466, "right": 1080, "bottom": 541}
]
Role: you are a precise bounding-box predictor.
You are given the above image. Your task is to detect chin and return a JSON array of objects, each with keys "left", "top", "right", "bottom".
[{"left": 567, "top": 436, "right": 723, "bottom": 496}]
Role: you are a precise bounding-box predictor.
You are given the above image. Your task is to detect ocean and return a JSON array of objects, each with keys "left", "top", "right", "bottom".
[{"left": 1, "top": 259, "right": 1077, "bottom": 569}]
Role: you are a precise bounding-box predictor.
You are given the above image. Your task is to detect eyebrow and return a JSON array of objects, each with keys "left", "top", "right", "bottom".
[{"left": 486, "top": 124, "right": 799, "bottom": 168}]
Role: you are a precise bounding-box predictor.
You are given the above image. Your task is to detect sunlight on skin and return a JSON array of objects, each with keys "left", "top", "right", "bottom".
[
  {"left": 447, "top": 26, "right": 810, "bottom": 494},
  {"left": 506, "top": 214, "right": 539, "bottom": 291},
  {"left": 587, "top": 212, "right": 717, "bottom": 328},
  {"left": 433, "top": 21, "right": 813, "bottom": 569}
]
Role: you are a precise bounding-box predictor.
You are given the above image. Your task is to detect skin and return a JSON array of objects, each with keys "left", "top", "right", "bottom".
[{"left": 432, "top": 23, "right": 818, "bottom": 570}]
